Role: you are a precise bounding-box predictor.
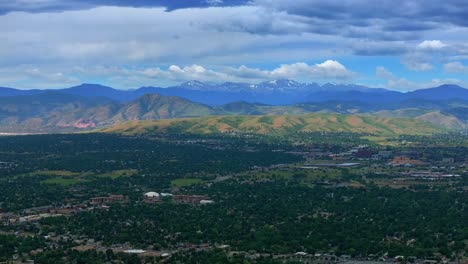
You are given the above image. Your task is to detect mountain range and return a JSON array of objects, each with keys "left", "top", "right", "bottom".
[
  {"left": 0, "top": 80, "right": 466, "bottom": 132},
  {"left": 3, "top": 81, "right": 468, "bottom": 105}
]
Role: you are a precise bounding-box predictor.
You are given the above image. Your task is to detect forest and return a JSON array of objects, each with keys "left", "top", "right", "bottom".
[{"left": 0, "top": 132, "right": 466, "bottom": 263}]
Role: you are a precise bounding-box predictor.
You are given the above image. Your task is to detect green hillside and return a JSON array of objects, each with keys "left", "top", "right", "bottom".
[
  {"left": 0, "top": 91, "right": 463, "bottom": 133},
  {"left": 99, "top": 113, "right": 444, "bottom": 136},
  {"left": 373, "top": 108, "right": 468, "bottom": 130}
]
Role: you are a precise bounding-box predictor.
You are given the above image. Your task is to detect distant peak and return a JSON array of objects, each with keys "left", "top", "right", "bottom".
[
  {"left": 321, "top": 82, "right": 338, "bottom": 86},
  {"left": 265, "top": 79, "right": 300, "bottom": 86},
  {"left": 69, "top": 83, "right": 114, "bottom": 90},
  {"left": 435, "top": 84, "right": 464, "bottom": 89},
  {"left": 182, "top": 80, "right": 206, "bottom": 86},
  {"left": 77, "top": 83, "right": 106, "bottom": 87}
]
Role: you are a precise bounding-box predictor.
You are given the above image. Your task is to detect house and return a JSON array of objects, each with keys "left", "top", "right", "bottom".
[{"left": 0, "top": 212, "right": 19, "bottom": 224}]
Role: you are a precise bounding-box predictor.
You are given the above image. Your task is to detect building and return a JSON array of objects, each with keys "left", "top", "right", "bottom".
[
  {"left": 405, "top": 171, "right": 461, "bottom": 180},
  {"left": 144, "top": 192, "right": 160, "bottom": 198},
  {"left": 200, "top": 199, "right": 215, "bottom": 205},
  {"left": 391, "top": 156, "right": 425, "bottom": 166},
  {"left": 372, "top": 150, "right": 393, "bottom": 160},
  {"left": 0, "top": 212, "right": 19, "bottom": 224},
  {"left": 90, "top": 194, "right": 126, "bottom": 205},
  {"left": 302, "top": 162, "right": 359, "bottom": 168},
  {"left": 143, "top": 192, "right": 162, "bottom": 204},
  {"left": 354, "top": 149, "right": 376, "bottom": 159},
  {"left": 173, "top": 195, "right": 210, "bottom": 204}
]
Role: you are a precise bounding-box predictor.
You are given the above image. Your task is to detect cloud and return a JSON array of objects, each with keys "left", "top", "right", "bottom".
[
  {"left": 1, "top": 1, "right": 468, "bottom": 90},
  {"left": 253, "top": 0, "right": 468, "bottom": 29},
  {"left": 141, "top": 60, "right": 355, "bottom": 83},
  {"left": 418, "top": 40, "right": 448, "bottom": 49},
  {"left": 351, "top": 41, "right": 409, "bottom": 56},
  {"left": 400, "top": 41, "right": 455, "bottom": 71},
  {"left": 401, "top": 54, "right": 434, "bottom": 71},
  {"left": 141, "top": 64, "right": 230, "bottom": 82},
  {"left": 0, "top": 65, "right": 80, "bottom": 88},
  {"left": 205, "top": 0, "right": 224, "bottom": 6},
  {"left": 376, "top": 66, "right": 395, "bottom": 80},
  {"left": 0, "top": 0, "right": 250, "bottom": 14},
  {"left": 1, "top": 6, "right": 347, "bottom": 67},
  {"left": 444, "top": 61, "right": 468, "bottom": 73},
  {"left": 6, "top": 0, "right": 466, "bottom": 42},
  {"left": 0, "top": 60, "right": 355, "bottom": 88}
]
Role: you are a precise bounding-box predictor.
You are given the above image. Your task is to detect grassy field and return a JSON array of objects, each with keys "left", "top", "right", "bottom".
[
  {"left": 171, "top": 178, "right": 204, "bottom": 187},
  {"left": 21, "top": 170, "right": 84, "bottom": 177},
  {"left": 41, "top": 177, "right": 90, "bottom": 186},
  {"left": 95, "top": 169, "right": 138, "bottom": 179},
  {"left": 24, "top": 169, "right": 140, "bottom": 186}
]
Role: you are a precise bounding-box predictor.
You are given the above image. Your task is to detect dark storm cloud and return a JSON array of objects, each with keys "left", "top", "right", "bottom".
[
  {"left": 382, "top": 20, "right": 436, "bottom": 32},
  {"left": 351, "top": 42, "right": 409, "bottom": 56},
  {"left": 4, "top": 0, "right": 467, "bottom": 37},
  {"left": 255, "top": 0, "right": 468, "bottom": 29},
  {"left": 0, "top": 0, "right": 249, "bottom": 15}
]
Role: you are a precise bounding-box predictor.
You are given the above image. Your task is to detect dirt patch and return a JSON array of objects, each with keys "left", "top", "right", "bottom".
[
  {"left": 346, "top": 116, "right": 363, "bottom": 126},
  {"left": 273, "top": 116, "right": 286, "bottom": 128},
  {"left": 218, "top": 123, "right": 232, "bottom": 132}
]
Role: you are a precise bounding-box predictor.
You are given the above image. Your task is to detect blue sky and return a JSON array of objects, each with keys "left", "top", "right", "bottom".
[{"left": 1, "top": 0, "right": 468, "bottom": 90}]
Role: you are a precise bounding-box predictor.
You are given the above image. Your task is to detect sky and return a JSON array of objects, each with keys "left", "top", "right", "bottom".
[{"left": 1, "top": 0, "right": 468, "bottom": 90}]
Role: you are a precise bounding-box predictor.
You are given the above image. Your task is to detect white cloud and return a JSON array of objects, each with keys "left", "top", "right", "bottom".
[
  {"left": 0, "top": 60, "right": 355, "bottom": 88},
  {"left": 140, "top": 60, "right": 355, "bottom": 83},
  {"left": 0, "top": 65, "right": 80, "bottom": 88},
  {"left": 205, "top": 0, "right": 223, "bottom": 6},
  {"left": 444, "top": 61, "right": 468, "bottom": 73},
  {"left": 269, "top": 60, "right": 354, "bottom": 79},
  {"left": 141, "top": 64, "right": 230, "bottom": 82},
  {"left": 401, "top": 51, "right": 436, "bottom": 72},
  {"left": 403, "top": 60, "right": 433, "bottom": 71},
  {"left": 376, "top": 66, "right": 395, "bottom": 80},
  {"left": 418, "top": 40, "right": 447, "bottom": 49}
]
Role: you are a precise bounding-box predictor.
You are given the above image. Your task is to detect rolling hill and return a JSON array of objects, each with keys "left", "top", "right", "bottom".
[
  {"left": 0, "top": 93, "right": 216, "bottom": 132},
  {"left": 99, "top": 114, "right": 445, "bottom": 137},
  {"left": 112, "top": 94, "right": 216, "bottom": 122}
]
